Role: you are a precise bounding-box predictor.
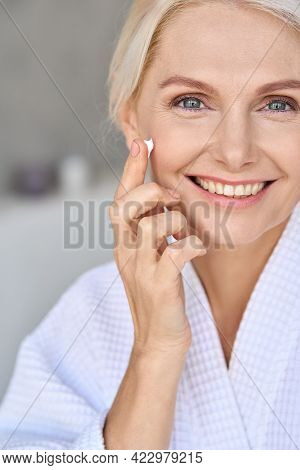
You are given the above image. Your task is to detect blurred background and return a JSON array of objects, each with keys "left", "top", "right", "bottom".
[{"left": 0, "top": 0, "right": 137, "bottom": 400}]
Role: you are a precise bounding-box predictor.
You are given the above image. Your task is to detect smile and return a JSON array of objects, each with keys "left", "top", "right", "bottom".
[
  {"left": 188, "top": 176, "right": 270, "bottom": 197},
  {"left": 186, "top": 175, "right": 277, "bottom": 208}
]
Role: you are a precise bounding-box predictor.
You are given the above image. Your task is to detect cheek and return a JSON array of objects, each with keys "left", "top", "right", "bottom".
[
  {"left": 258, "top": 122, "right": 300, "bottom": 174},
  {"left": 288, "top": 157, "right": 300, "bottom": 200},
  {"left": 254, "top": 121, "right": 300, "bottom": 201},
  {"left": 148, "top": 117, "right": 214, "bottom": 179},
  {"left": 275, "top": 141, "right": 300, "bottom": 199},
  {"left": 147, "top": 124, "right": 197, "bottom": 182},
  {"left": 287, "top": 151, "right": 300, "bottom": 182}
]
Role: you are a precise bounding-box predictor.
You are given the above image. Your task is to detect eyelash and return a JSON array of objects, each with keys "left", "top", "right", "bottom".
[{"left": 171, "top": 95, "right": 298, "bottom": 114}]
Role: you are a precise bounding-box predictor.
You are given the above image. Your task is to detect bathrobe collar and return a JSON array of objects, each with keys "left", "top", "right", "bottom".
[{"left": 179, "top": 202, "right": 300, "bottom": 449}]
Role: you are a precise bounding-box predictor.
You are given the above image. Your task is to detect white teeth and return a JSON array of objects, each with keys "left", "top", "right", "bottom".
[
  {"left": 224, "top": 184, "right": 234, "bottom": 197},
  {"left": 193, "top": 177, "right": 267, "bottom": 198},
  {"left": 215, "top": 182, "right": 223, "bottom": 195},
  {"left": 234, "top": 185, "right": 245, "bottom": 196},
  {"left": 208, "top": 181, "right": 216, "bottom": 193},
  {"left": 245, "top": 184, "right": 252, "bottom": 196}
]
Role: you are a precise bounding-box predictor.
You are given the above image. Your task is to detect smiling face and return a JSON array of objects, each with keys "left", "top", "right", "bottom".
[{"left": 122, "top": 2, "right": 300, "bottom": 248}]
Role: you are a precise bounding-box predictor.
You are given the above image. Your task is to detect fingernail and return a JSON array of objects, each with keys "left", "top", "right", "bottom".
[
  {"left": 131, "top": 140, "right": 140, "bottom": 157},
  {"left": 167, "top": 188, "right": 181, "bottom": 199}
]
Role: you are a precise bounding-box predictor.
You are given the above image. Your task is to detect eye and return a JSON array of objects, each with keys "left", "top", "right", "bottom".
[
  {"left": 171, "top": 95, "right": 207, "bottom": 112},
  {"left": 170, "top": 94, "right": 299, "bottom": 114},
  {"left": 263, "top": 97, "right": 298, "bottom": 113}
]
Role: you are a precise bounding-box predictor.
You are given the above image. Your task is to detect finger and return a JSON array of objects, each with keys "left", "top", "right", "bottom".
[
  {"left": 157, "top": 235, "right": 207, "bottom": 282},
  {"left": 163, "top": 204, "right": 190, "bottom": 242},
  {"left": 157, "top": 237, "right": 169, "bottom": 257},
  {"left": 156, "top": 205, "right": 172, "bottom": 256},
  {"left": 109, "top": 186, "right": 180, "bottom": 256},
  {"left": 114, "top": 138, "right": 150, "bottom": 201},
  {"left": 135, "top": 210, "right": 188, "bottom": 265},
  {"left": 143, "top": 199, "right": 166, "bottom": 222},
  {"left": 150, "top": 204, "right": 168, "bottom": 255},
  {"left": 111, "top": 182, "right": 181, "bottom": 232}
]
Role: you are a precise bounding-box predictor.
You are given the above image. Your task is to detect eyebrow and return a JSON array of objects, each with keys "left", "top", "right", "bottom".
[{"left": 158, "top": 75, "right": 300, "bottom": 95}]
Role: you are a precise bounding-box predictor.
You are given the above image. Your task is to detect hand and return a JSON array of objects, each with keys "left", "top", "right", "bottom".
[{"left": 109, "top": 138, "right": 207, "bottom": 355}]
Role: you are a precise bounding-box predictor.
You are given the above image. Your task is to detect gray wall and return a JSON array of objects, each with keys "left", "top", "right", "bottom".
[
  {"left": 0, "top": 0, "right": 132, "bottom": 191},
  {"left": 0, "top": 1, "right": 133, "bottom": 400}
]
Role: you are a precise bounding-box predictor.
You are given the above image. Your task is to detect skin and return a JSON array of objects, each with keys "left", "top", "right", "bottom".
[{"left": 118, "top": 2, "right": 300, "bottom": 366}]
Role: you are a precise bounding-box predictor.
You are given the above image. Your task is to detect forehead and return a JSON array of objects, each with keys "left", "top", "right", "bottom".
[{"left": 154, "top": 3, "right": 300, "bottom": 79}]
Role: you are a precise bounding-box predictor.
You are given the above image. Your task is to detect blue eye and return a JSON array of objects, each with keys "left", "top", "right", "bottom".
[
  {"left": 173, "top": 96, "right": 206, "bottom": 111},
  {"left": 265, "top": 98, "right": 295, "bottom": 113}
]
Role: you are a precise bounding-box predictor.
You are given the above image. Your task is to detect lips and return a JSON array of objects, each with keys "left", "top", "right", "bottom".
[
  {"left": 185, "top": 175, "right": 276, "bottom": 209},
  {"left": 187, "top": 175, "right": 274, "bottom": 198}
]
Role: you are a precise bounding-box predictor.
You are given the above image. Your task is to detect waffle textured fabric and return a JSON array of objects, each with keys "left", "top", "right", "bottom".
[{"left": 0, "top": 202, "right": 299, "bottom": 450}]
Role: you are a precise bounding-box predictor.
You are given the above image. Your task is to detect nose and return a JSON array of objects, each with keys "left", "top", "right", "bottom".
[{"left": 213, "top": 105, "right": 257, "bottom": 172}]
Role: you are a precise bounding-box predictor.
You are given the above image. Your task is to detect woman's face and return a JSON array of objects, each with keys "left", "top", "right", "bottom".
[{"left": 128, "top": 3, "right": 300, "bottom": 247}]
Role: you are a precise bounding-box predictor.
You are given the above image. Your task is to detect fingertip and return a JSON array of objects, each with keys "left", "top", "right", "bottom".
[{"left": 130, "top": 139, "right": 140, "bottom": 158}]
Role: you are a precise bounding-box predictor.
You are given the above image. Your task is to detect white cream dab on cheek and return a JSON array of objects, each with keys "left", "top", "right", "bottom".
[{"left": 144, "top": 138, "right": 154, "bottom": 159}]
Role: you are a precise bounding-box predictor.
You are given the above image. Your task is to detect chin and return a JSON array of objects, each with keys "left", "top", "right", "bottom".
[
  {"left": 189, "top": 213, "right": 278, "bottom": 250},
  {"left": 182, "top": 187, "right": 298, "bottom": 250},
  {"left": 215, "top": 228, "right": 265, "bottom": 249}
]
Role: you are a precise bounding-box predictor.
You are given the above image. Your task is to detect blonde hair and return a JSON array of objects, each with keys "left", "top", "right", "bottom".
[{"left": 106, "top": 0, "right": 300, "bottom": 132}]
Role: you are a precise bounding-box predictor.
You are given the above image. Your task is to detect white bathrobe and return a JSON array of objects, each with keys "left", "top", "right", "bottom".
[{"left": 0, "top": 202, "right": 299, "bottom": 450}]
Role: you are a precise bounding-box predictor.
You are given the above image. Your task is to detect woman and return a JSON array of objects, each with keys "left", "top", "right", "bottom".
[{"left": 0, "top": 0, "right": 300, "bottom": 450}]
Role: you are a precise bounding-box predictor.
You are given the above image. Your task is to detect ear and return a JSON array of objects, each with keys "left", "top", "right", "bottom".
[{"left": 118, "top": 100, "right": 140, "bottom": 152}]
